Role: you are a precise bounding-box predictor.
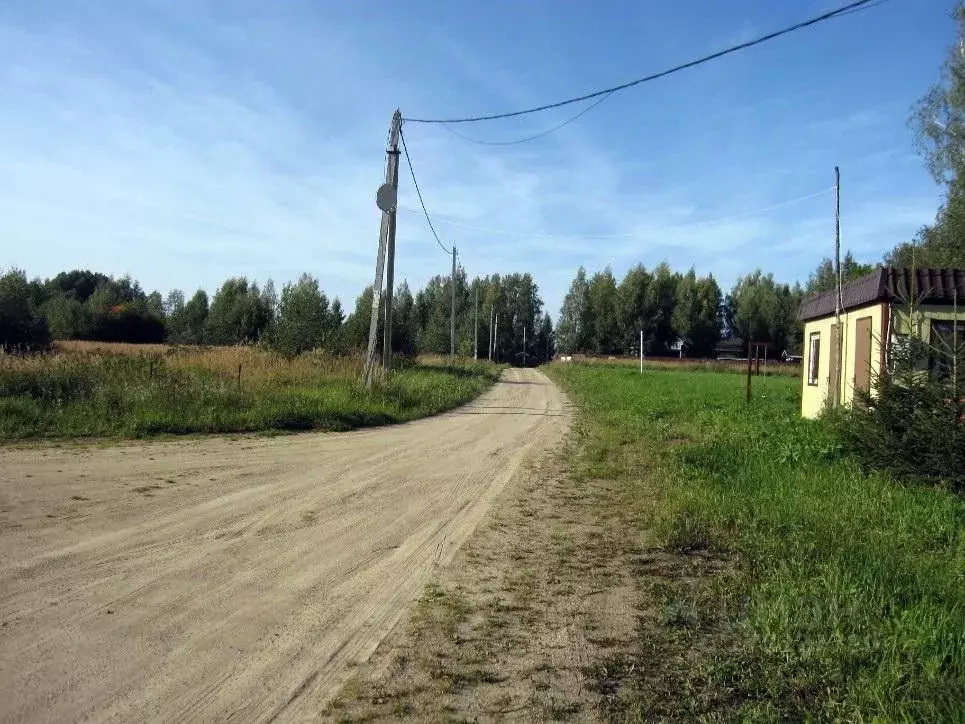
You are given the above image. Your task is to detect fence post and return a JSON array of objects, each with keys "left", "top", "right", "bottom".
[
  {"left": 639, "top": 329, "right": 643, "bottom": 374},
  {"left": 237, "top": 363, "right": 242, "bottom": 391},
  {"left": 746, "top": 341, "right": 753, "bottom": 403}
]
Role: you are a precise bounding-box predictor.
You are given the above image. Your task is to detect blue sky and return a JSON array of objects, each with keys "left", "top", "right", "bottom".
[{"left": 0, "top": 0, "right": 957, "bottom": 318}]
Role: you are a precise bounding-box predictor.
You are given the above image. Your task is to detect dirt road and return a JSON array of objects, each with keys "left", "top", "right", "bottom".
[{"left": 0, "top": 367, "right": 568, "bottom": 723}]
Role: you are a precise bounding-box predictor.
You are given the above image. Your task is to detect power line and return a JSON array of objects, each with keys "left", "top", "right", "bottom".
[
  {"left": 406, "top": 0, "right": 881, "bottom": 125},
  {"left": 399, "top": 127, "right": 453, "bottom": 256},
  {"left": 440, "top": 92, "right": 615, "bottom": 146},
  {"left": 398, "top": 187, "right": 833, "bottom": 241}
]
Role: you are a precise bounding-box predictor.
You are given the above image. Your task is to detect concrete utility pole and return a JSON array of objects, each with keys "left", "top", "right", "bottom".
[
  {"left": 833, "top": 165, "right": 842, "bottom": 408},
  {"left": 473, "top": 285, "right": 478, "bottom": 360},
  {"left": 381, "top": 112, "right": 403, "bottom": 372},
  {"left": 450, "top": 246, "right": 457, "bottom": 359},
  {"left": 363, "top": 109, "right": 402, "bottom": 387},
  {"left": 494, "top": 313, "right": 499, "bottom": 362}
]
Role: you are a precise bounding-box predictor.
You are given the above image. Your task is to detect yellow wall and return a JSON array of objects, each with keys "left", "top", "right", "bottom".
[
  {"left": 800, "top": 302, "right": 886, "bottom": 419},
  {"left": 892, "top": 305, "right": 964, "bottom": 340}
]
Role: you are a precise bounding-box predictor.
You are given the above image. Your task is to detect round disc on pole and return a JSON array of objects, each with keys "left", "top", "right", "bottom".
[{"left": 376, "top": 183, "right": 397, "bottom": 212}]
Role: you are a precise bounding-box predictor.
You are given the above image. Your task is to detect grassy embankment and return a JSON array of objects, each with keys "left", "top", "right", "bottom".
[
  {"left": 0, "top": 341, "right": 502, "bottom": 440},
  {"left": 547, "top": 363, "right": 964, "bottom": 720}
]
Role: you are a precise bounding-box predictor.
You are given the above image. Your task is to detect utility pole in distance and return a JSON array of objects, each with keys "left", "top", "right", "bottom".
[
  {"left": 450, "top": 246, "right": 457, "bottom": 359},
  {"left": 523, "top": 326, "right": 527, "bottom": 367},
  {"left": 363, "top": 109, "right": 402, "bottom": 387},
  {"left": 639, "top": 329, "right": 643, "bottom": 374},
  {"left": 494, "top": 313, "right": 498, "bottom": 362},
  {"left": 473, "top": 285, "right": 478, "bottom": 360},
  {"left": 833, "top": 165, "right": 842, "bottom": 408},
  {"left": 488, "top": 305, "right": 494, "bottom": 361}
]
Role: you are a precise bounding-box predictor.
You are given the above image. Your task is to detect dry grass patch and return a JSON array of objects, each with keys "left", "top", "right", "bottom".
[{"left": 0, "top": 344, "right": 500, "bottom": 439}]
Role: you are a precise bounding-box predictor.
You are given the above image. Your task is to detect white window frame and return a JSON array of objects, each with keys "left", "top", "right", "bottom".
[{"left": 808, "top": 332, "right": 821, "bottom": 386}]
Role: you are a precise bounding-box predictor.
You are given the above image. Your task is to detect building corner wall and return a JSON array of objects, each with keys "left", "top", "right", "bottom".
[{"left": 800, "top": 301, "right": 887, "bottom": 418}]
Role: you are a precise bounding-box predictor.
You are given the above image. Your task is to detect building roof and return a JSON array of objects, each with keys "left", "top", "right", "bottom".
[
  {"left": 882, "top": 267, "right": 965, "bottom": 302},
  {"left": 797, "top": 267, "right": 965, "bottom": 322},
  {"left": 714, "top": 337, "right": 746, "bottom": 352}
]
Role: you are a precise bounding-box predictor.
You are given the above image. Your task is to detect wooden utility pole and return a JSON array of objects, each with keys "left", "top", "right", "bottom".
[
  {"left": 363, "top": 110, "right": 402, "bottom": 387},
  {"left": 833, "top": 166, "right": 842, "bottom": 408},
  {"left": 473, "top": 285, "right": 478, "bottom": 360},
  {"left": 450, "top": 246, "right": 457, "bottom": 359},
  {"left": 523, "top": 326, "right": 527, "bottom": 367}
]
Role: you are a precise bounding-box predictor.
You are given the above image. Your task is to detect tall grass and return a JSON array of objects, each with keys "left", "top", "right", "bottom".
[
  {"left": 547, "top": 363, "right": 964, "bottom": 721},
  {"left": 0, "top": 345, "right": 501, "bottom": 439}
]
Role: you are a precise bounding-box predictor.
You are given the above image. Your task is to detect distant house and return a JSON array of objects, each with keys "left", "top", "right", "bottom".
[
  {"left": 714, "top": 337, "right": 746, "bottom": 361},
  {"left": 797, "top": 267, "right": 965, "bottom": 419}
]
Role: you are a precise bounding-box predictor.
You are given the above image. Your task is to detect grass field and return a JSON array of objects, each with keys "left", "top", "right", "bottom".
[
  {"left": 562, "top": 354, "right": 801, "bottom": 377},
  {"left": 0, "top": 342, "right": 502, "bottom": 440},
  {"left": 547, "top": 363, "right": 964, "bottom": 721}
]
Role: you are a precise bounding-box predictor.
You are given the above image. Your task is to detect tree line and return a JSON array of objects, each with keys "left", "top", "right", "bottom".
[
  {"left": 554, "top": 252, "right": 877, "bottom": 359},
  {"left": 0, "top": 251, "right": 903, "bottom": 361},
  {"left": 0, "top": 265, "right": 553, "bottom": 364},
  {"left": 0, "top": 242, "right": 941, "bottom": 363}
]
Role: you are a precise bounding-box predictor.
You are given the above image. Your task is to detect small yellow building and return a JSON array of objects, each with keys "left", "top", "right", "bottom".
[{"left": 797, "top": 267, "right": 965, "bottom": 419}]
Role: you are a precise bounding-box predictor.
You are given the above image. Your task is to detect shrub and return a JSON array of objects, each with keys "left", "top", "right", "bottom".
[{"left": 838, "top": 321, "right": 965, "bottom": 491}]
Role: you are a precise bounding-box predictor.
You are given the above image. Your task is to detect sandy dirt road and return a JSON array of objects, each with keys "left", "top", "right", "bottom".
[{"left": 0, "top": 367, "right": 568, "bottom": 723}]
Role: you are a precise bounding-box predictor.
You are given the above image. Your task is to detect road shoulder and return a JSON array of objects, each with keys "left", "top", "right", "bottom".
[{"left": 323, "top": 414, "right": 676, "bottom": 721}]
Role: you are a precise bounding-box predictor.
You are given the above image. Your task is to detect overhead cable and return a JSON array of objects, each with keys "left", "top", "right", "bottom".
[
  {"left": 399, "top": 127, "right": 453, "bottom": 256},
  {"left": 440, "top": 92, "right": 615, "bottom": 146},
  {"left": 405, "top": 0, "right": 880, "bottom": 126}
]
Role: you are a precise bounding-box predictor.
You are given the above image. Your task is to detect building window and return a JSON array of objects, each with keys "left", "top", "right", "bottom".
[
  {"left": 929, "top": 320, "right": 965, "bottom": 381},
  {"left": 808, "top": 333, "right": 820, "bottom": 386}
]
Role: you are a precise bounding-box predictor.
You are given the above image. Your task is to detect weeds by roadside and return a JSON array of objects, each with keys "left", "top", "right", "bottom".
[{"left": 0, "top": 345, "right": 502, "bottom": 439}]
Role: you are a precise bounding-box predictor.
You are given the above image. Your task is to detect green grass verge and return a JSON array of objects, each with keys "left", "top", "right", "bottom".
[
  {"left": 0, "top": 355, "right": 503, "bottom": 439},
  {"left": 547, "top": 363, "right": 965, "bottom": 721}
]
